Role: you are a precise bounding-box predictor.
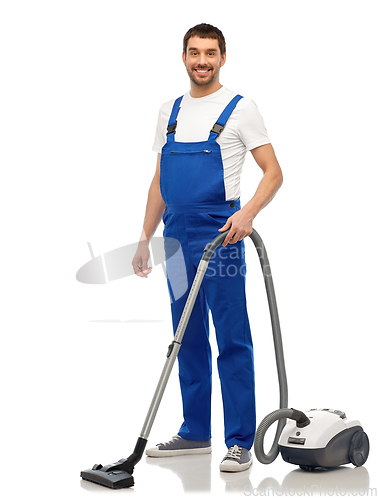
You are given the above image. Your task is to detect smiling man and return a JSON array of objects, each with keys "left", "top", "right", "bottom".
[{"left": 132, "top": 23, "right": 283, "bottom": 473}]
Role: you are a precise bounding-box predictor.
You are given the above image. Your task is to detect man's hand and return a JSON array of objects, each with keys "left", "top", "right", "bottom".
[
  {"left": 218, "top": 208, "right": 253, "bottom": 247},
  {"left": 132, "top": 241, "right": 153, "bottom": 277}
]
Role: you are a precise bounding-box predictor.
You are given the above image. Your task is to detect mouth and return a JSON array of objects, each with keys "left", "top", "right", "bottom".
[{"left": 194, "top": 68, "right": 211, "bottom": 75}]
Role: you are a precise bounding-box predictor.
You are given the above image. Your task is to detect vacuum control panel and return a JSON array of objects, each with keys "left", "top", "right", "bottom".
[{"left": 309, "top": 408, "right": 346, "bottom": 419}]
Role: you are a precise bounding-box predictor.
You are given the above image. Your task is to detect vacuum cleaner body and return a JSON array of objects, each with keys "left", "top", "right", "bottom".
[{"left": 278, "top": 409, "right": 369, "bottom": 470}]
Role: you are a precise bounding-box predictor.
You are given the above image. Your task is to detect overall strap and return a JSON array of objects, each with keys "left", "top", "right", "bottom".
[
  {"left": 166, "top": 96, "right": 184, "bottom": 142},
  {"left": 208, "top": 94, "right": 243, "bottom": 141}
]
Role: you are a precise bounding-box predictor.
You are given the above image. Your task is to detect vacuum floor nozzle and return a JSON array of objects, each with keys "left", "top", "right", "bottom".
[
  {"left": 81, "top": 437, "right": 147, "bottom": 489},
  {"left": 81, "top": 465, "right": 134, "bottom": 489}
]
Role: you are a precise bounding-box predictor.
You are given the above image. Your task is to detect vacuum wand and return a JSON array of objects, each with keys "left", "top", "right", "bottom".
[{"left": 140, "top": 229, "right": 232, "bottom": 440}]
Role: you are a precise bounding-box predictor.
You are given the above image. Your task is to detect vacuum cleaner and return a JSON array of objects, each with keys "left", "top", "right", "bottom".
[{"left": 80, "top": 228, "right": 369, "bottom": 488}]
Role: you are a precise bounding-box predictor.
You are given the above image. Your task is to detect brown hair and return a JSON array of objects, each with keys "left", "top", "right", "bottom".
[{"left": 183, "top": 23, "right": 226, "bottom": 56}]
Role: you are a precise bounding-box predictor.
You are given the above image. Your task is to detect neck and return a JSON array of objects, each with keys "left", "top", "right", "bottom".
[{"left": 190, "top": 80, "right": 223, "bottom": 98}]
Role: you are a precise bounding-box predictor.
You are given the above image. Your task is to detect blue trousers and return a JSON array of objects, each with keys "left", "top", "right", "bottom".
[{"left": 163, "top": 207, "right": 256, "bottom": 449}]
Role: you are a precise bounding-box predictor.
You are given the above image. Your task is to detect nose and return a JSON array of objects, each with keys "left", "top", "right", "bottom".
[{"left": 198, "top": 53, "right": 207, "bottom": 66}]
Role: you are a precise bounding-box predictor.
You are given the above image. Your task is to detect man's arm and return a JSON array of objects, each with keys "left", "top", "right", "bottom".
[
  {"left": 132, "top": 154, "right": 166, "bottom": 277},
  {"left": 220, "top": 143, "right": 283, "bottom": 246}
]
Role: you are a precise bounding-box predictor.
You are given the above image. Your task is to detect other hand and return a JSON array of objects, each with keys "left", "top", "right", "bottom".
[{"left": 132, "top": 241, "right": 152, "bottom": 277}]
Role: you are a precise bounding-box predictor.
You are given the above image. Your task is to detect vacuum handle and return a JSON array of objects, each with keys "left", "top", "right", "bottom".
[{"left": 203, "top": 228, "right": 231, "bottom": 261}]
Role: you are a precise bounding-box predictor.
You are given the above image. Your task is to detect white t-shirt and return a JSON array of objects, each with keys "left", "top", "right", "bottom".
[{"left": 152, "top": 86, "right": 271, "bottom": 200}]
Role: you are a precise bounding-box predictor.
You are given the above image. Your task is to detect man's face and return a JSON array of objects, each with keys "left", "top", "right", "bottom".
[{"left": 182, "top": 36, "right": 226, "bottom": 87}]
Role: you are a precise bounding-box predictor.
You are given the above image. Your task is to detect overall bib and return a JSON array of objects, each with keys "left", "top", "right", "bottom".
[{"left": 160, "top": 95, "right": 256, "bottom": 450}]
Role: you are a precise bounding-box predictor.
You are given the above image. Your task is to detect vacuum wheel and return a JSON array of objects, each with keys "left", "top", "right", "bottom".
[{"left": 349, "top": 430, "right": 369, "bottom": 467}]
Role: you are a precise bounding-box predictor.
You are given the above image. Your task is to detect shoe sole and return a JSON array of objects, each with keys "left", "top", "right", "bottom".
[
  {"left": 220, "top": 458, "right": 253, "bottom": 472},
  {"left": 146, "top": 446, "right": 212, "bottom": 458}
]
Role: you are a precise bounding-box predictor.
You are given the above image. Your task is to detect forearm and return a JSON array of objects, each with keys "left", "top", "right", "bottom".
[
  {"left": 139, "top": 176, "right": 166, "bottom": 243},
  {"left": 243, "top": 169, "right": 283, "bottom": 219},
  {"left": 220, "top": 144, "right": 283, "bottom": 246}
]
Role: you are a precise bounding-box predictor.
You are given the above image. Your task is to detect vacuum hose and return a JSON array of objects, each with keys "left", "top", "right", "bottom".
[{"left": 248, "top": 231, "right": 310, "bottom": 464}]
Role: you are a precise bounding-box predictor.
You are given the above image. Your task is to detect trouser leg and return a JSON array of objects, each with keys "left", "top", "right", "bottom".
[{"left": 203, "top": 240, "right": 256, "bottom": 450}]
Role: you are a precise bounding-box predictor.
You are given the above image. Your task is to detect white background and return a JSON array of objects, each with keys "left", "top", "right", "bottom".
[{"left": 1, "top": 0, "right": 377, "bottom": 498}]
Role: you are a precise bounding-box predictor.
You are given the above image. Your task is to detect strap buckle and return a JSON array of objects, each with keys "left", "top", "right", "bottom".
[
  {"left": 211, "top": 123, "right": 224, "bottom": 136},
  {"left": 167, "top": 121, "right": 177, "bottom": 135}
]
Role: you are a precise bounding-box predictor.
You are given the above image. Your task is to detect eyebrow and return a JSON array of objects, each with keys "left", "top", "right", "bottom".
[{"left": 187, "top": 47, "right": 218, "bottom": 52}]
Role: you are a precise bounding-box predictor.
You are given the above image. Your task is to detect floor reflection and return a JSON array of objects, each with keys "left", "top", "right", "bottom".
[
  {"left": 146, "top": 455, "right": 370, "bottom": 496},
  {"left": 146, "top": 454, "right": 254, "bottom": 493},
  {"left": 268, "top": 466, "right": 369, "bottom": 496},
  {"left": 145, "top": 454, "right": 212, "bottom": 492},
  {"left": 220, "top": 468, "right": 253, "bottom": 494}
]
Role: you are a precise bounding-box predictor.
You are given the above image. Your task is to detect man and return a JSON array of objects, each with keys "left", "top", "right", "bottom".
[{"left": 132, "top": 23, "right": 283, "bottom": 472}]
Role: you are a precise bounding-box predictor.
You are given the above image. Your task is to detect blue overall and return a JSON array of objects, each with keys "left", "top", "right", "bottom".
[{"left": 160, "top": 95, "right": 256, "bottom": 450}]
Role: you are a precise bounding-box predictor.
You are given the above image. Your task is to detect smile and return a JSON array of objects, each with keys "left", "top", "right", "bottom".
[{"left": 194, "top": 68, "right": 211, "bottom": 74}]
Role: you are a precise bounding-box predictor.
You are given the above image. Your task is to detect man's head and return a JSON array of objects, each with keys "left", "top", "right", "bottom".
[{"left": 182, "top": 24, "right": 226, "bottom": 90}]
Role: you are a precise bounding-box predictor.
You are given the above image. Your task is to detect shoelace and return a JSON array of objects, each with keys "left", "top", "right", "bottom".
[
  {"left": 224, "top": 444, "right": 243, "bottom": 460},
  {"left": 157, "top": 435, "right": 181, "bottom": 446}
]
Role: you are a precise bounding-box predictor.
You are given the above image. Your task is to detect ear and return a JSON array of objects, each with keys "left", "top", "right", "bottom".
[
  {"left": 182, "top": 51, "right": 187, "bottom": 65},
  {"left": 220, "top": 52, "right": 226, "bottom": 68}
]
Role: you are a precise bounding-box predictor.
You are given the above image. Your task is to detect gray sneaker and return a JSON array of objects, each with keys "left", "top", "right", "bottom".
[
  {"left": 146, "top": 435, "right": 212, "bottom": 457},
  {"left": 220, "top": 445, "right": 253, "bottom": 472}
]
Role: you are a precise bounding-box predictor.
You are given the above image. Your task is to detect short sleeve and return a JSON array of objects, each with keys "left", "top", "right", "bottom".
[
  {"left": 152, "top": 105, "right": 166, "bottom": 154},
  {"left": 237, "top": 100, "right": 271, "bottom": 151}
]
